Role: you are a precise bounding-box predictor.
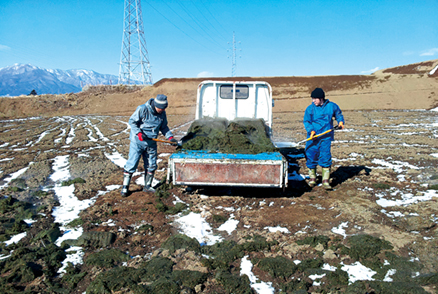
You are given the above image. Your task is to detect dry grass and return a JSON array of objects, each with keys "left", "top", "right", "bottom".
[{"left": 382, "top": 60, "right": 436, "bottom": 75}]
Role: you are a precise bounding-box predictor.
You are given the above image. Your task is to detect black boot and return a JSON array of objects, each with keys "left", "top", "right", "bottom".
[
  {"left": 121, "top": 172, "right": 132, "bottom": 197},
  {"left": 143, "top": 172, "right": 155, "bottom": 192}
]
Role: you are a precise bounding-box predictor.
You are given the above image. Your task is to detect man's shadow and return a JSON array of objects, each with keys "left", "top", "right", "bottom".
[
  {"left": 276, "top": 146, "right": 373, "bottom": 195},
  {"left": 331, "top": 165, "right": 372, "bottom": 187}
]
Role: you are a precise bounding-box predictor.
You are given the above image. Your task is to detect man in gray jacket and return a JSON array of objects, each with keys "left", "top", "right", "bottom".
[{"left": 121, "top": 94, "right": 177, "bottom": 196}]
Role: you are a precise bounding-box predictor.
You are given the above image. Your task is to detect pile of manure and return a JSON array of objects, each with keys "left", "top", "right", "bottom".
[{"left": 179, "top": 118, "right": 277, "bottom": 154}]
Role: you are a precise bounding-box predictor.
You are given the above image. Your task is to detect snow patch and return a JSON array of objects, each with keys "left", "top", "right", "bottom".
[
  {"left": 0, "top": 166, "right": 30, "bottom": 190},
  {"left": 376, "top": 189, "right": 438, "bottom": 208},
  {"left": 4, "top": 232, "right": 27, "bottom": 246},
  {"left": 240, "top": 255, "right": 275, "bottom": 293},
  {"left": 264, "top": 226, "right": 290, "bottom": 233},
  {"left": 217, "top": 216, "right": 239, "bottom": 234},
  {"left": 105, "top": 151, "right": 127, "bottom": 168},
  {"left": 173, "top": 212, "right": 222, "bottom": 245},
  {"left": 341, "top": 261, "right": 377, "bottom": 284},
  {"left": 332, "top": 222, "right": 349, "bottom": 238},
  {"left": 372, "top": 158, "right": 419, "bottom": 173},
  {"left": 430, "top": 64, "right": 438, "bottom": 75}
]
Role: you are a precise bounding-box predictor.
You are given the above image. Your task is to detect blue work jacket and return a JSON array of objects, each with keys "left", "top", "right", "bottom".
[
  {"left": 128, "top": 98, "right": 173, "bottom": 142},
  {"left": 303, "top": 99, "right": 344, "bottom": 141}
]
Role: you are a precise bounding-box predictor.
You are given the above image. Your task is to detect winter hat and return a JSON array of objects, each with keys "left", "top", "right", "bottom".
[
  {"left": 154, "top": 94, "right": 168, "bottom": 109},
  {"left": 311, "top": 88, "right": 325, "bottom": 99}
]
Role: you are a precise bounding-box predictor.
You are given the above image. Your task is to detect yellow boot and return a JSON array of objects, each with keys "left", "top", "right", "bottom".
[
  {"left": 322, "top": 167, "right": 332, "bottom": 190},
  {"left": 308, "top": 168, "right": 317, "bottom": 187}
]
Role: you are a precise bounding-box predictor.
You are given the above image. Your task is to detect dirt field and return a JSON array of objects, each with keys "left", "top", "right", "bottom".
[{"left": 0, "top": 59, "right": 438, "bottom": 293}]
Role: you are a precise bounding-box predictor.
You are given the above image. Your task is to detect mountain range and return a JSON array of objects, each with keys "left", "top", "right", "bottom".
[{"left": 0, "top": 64, "right": 119, "bottom": 97}]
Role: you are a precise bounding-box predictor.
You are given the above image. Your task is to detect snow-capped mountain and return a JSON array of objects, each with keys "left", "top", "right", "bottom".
[{"left": 0, "top": 64, "right": 119, "bottom": 96}]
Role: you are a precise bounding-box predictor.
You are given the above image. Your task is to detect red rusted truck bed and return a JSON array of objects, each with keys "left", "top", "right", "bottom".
[{"left": 167, "top": 151, "right": 288, "bottom": 188}]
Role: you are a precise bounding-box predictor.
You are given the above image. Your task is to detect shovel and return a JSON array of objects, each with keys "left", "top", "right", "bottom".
[
  {"left": 152, "top": 138, "right": 182, "bottom": 147},
  {"left": 296, "top": 129, "right": 333, "bottom": 145}
]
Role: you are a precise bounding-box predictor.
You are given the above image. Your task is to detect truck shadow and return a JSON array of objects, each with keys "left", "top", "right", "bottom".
[
  {"left": 185, "top": 147, "right": 311, "bottom": 198},
  {"left": 185, "top": 152, "right": 372, "bottom": 198},
  {"left": 186, "top": 185, "right": 311, "bottom": 199}
]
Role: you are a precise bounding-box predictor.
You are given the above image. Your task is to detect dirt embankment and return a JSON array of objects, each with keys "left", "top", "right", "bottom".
[{"left": 1, "top": 59, "right": 437, "bottom": 119}]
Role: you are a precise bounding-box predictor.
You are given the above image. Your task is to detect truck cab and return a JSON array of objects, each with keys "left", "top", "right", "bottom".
[{"left": 196, "top": 80, "right": 273, "bottom": 136}]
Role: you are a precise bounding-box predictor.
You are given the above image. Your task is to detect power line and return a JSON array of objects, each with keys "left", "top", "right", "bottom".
[
  {"left": 143, "top": 0, "right": 223, "bottom": 56},
  {"left": 199, "top": 0, "right": 230, "bottom": 40},
  {"left": 175, "top": 0, "right": 227, "bottom": 49},
  {"left": 189, "top": 0, "right": 229, "bottom": 42},
  {"left": 0, "top": 40, "right": 62, "bottom": 67},
  {"left": 163, "top": 0, "right": 226, "bottom": 50}
]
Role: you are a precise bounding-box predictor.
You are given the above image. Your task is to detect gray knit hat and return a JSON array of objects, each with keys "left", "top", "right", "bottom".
[{"left": 154, "top": 94, "right": 168, "bottom": 109}]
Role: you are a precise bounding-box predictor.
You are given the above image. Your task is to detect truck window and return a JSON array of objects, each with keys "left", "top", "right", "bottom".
[{"left": 219, "top": 85, "right": 249, "bottom": 99}]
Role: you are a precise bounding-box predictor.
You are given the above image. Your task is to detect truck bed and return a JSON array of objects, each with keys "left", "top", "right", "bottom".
[{"left": 167, "top": 151, "right": 288, "bottom": 188}]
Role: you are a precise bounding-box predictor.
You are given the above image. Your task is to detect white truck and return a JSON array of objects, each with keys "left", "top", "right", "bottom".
[{"left": 167, "top": 80, "right": 288, "bottom": 189}]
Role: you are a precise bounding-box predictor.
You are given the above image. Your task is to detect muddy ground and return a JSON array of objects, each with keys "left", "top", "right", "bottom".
[{"left": 0, "top": 106, "right": 437, "bottom": 293}]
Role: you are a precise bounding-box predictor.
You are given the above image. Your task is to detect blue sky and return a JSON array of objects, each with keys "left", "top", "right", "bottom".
[{"left": 0, "top": 0, "right": 437, "bottom": 83}]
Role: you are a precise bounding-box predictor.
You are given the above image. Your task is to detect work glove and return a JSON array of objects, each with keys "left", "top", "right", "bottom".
[
  {"left": 137, "top": 132, "right": 149, "bottom": 141},
  {"left": 309, "top": 131, "right": 316, "bottom": 140},
  {"left": 334, "top": 122, "right": 344, "bottom": 130},
  {"left": 169, "top": 137, "right": 178, "bottom": 146}
]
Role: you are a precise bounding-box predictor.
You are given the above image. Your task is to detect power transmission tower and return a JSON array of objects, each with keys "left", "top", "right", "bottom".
[
  {"left": 118, "top": 0, "right": 153, "bottom": 85},
  {"left": 227, "top": 32, "right": 241, "bottom": 77}
]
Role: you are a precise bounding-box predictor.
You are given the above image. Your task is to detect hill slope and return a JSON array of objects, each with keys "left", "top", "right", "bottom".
[{"left": 0, "top": 59, "right": 437, "bottom": 119}]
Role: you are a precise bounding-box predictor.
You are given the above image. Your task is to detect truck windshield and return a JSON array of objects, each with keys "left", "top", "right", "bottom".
[{"left": 219, "top": 85, "right": 249, "bottom": 99}]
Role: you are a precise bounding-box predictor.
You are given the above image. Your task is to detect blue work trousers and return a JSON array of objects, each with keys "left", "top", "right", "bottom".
[
  {"left": 305, "top": 137, "right": 332, "bottom": 169},
  {"left": 124, "top": 139, "right": 157, "bottom": 174}
]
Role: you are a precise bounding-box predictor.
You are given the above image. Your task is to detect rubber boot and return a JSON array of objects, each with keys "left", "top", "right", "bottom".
[
  {"left": 121, "top": 172, "right": 132, "bottom": 197},
  {"left": 143, "top": 172, "right": 155, "bottom": 192},
  {"left": 322, "top": 167, "right": 332, "bottom": 190},
  {"left": 308, "top": 168, "right": 317, "bottom": 187}
]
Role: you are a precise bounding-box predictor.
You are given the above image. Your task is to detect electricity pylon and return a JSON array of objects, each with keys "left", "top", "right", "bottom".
[
  {"left": 118, "top": 0, "right": 153, "bottom": 85},
  {"left": 227, "top": 32, "right": 241, "bottom": 77}
]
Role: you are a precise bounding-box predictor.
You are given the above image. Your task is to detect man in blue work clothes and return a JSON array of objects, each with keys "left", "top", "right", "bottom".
[
  {"left": 303, "top": 88, "right": 344, "bottom": 189},
  {"left": 121, "top": 94, "right": 177, "bottom": 196}
]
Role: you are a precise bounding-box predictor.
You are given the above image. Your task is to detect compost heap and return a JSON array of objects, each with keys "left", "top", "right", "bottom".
[{"left": 179, "top": 118, "right": 278, "bottom": 154}]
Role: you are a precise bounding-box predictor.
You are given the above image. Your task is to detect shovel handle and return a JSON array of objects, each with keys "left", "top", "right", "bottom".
[
  {"left": 152, "top": 138, "right": 178, "bottom": 146},
  {"left": 312, "top": 129, "right": 333, "bottom": 139},
  {"left": 297, "top": 129, "right": 333, "bottom": 145}
]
